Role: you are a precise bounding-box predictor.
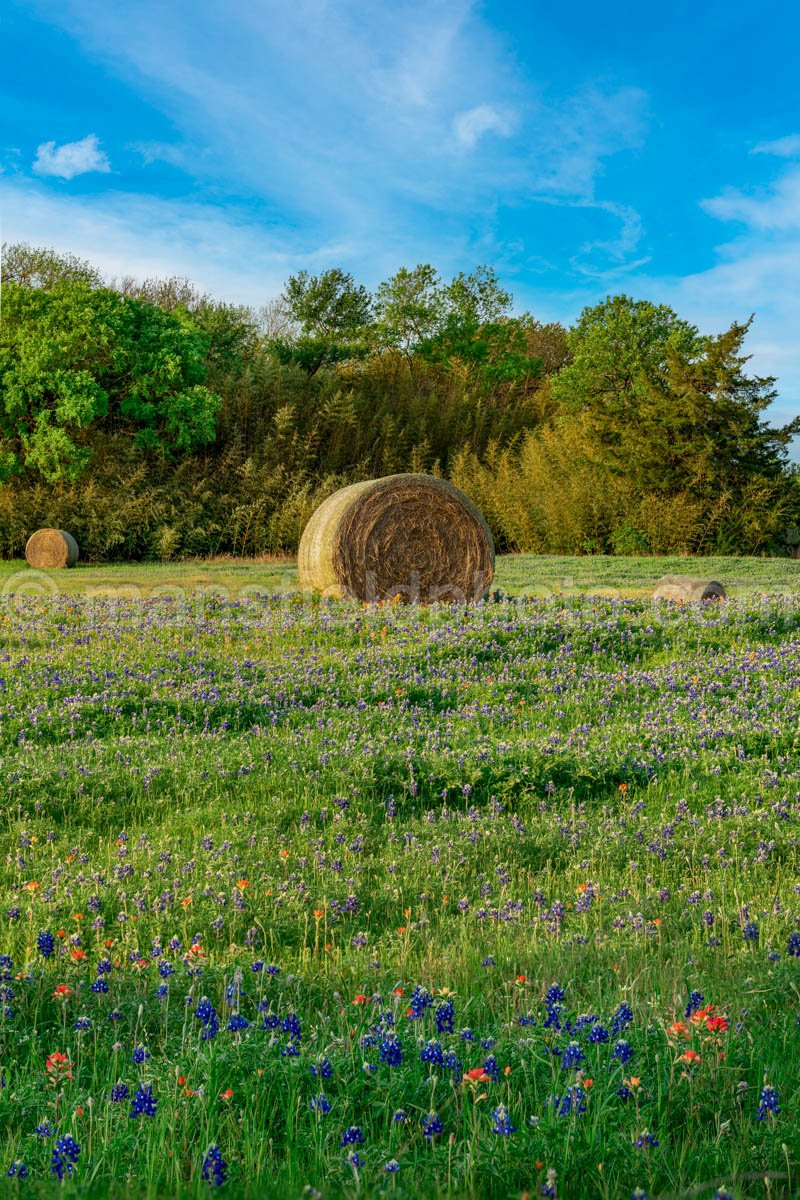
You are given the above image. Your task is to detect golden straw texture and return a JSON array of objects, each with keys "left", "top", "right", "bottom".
[
  {"left": 652, "top": 574, "right": 726, "bottom": 601},
  {"left": 298, "top": 474, "right": 495, "bottom": 602},
  {"left": 25, "top": 529, "right": 80, "bottom": 569}
]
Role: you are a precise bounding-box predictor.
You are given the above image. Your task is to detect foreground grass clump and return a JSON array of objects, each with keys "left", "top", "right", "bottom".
[{"left": 1, "top": 589, "right": 800, "bottom": 1197}]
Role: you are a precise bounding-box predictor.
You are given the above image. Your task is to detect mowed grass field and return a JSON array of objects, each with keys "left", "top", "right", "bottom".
[
  {"left": 1, "top": 552, "right": 799, "bottom": 600},
  {"left": 0, "top": 556, "right": 800, "bottom": 1198}
]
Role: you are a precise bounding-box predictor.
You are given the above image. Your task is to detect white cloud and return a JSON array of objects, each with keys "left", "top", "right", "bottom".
[
  {"left": 753, "top": 134, "right": 800, "bottom": 159},
  {"left": 33, "top": 134, "right": 111, "bottom": 180},
  {"left": 453, "top": 104, "right": 513, "bottom": 149},
  {"left": 702, "top": 167, "right": 800, "bottom": 232}
]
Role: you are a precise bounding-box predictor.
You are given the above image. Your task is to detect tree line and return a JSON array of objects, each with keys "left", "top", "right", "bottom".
[{"left": 1, "top": 241, "right": 797, "bottom": 561}]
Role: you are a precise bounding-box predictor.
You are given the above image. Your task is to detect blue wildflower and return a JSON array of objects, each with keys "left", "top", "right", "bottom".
[
  {"left": 110, "top": 1083, "right": 129, "bottom": 1102},
  {"left": 201, "top": 1144, "right": 228, "bottom": 1187},
  {"left": 421, "top": 1039, "right": 444, "bottom": 1066},
  {"left": 561, "top": 1041, "right": 586, "bottom": 1070},
  {"left": 51, "top": 1135, "right": 80, "bottom": 1180},
  {"left": 384, "top": 1159, "right": 400, "bottom": 1173},
  {"left": 610, "top": 1002, "right": 634, "bottom": 1034},
  {"left": 37, "top": 930, "right": 55, "bottom": 959},
  {"left": 788, "top": 932, "right": 800, "bottom": 957},
  {"left": 7, "top": 1162, "right": 28, "bottom": 1179},
  {"left": 129, "top": 1084, "right": 158, "bottom": 1119},
  {"left": 379, "top": 1035, "right": 403, "bottom": 1066},
  {"left": 421, "top": 1112, "right": 443, "bottom": 1140},
  {"left": 612, "top": 1040, "right": 634, "bottom": 1065},
  {"left": 340, "top": 1126, "right": 365, "bottom": 1146},
  {"left": 435, "top": 998, "right": 455, "bottom": 1034},
  {"left": 309, "top": 1094, "right": 331, "bottom": 1114},
  {"left": 491, "top": 1104, "right": 516, "bottom": 1135},
  {"left": 310, "top": 1057, "right": 333, "bottom": 1079},
  {"left": 633, "top": 1132, "right": 659, "bottom": 1149},
  {"left": 756, "top": 1085, "right": 780, "bottom": 1120},
  {"left": 132, "top": 1045, "right": 150, "bottom": 1065}
]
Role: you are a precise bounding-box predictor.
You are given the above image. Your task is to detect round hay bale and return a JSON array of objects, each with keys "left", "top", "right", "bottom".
[
  {"left": 652, "top": 574, "right": 726, "bottom": 602},
  {"left": 298, "top": 474, "right": 495, "bottom": 603},
  {"left": 25, "top": 529, "right": 79, "bottom": 569}
]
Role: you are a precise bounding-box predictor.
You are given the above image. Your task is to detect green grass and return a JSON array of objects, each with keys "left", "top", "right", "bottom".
[
  {"left": 0, "top": 567, "right": 799, "bottom": 1197},
  {"left": 0, "top": 552, "right": 798, "bottom": 601}
]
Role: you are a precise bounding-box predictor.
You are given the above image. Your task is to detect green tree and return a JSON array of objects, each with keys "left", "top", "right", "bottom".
[
  {"left": 281, "top": 269, "right": 373, "bottom": 338},
  {"left": 0, "top": 281, "right": 221, "bottom": 481},
  {"left": 1, "top": 241, "right": 102, "bottom": 290}
]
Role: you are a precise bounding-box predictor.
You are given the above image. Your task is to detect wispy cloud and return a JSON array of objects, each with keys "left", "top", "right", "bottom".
[
  {"left": 702, "top": 167, "right": 800, "bottom": 232},
  {"left": 28, "top": 0, "right": 649, "bottom": 273},
  {"left": 33, "top": 133, "right": 110, "bottom": 179},
  {"left": 453, "top": 104, "right": 514, "bottom": 149},
  {"left": 753, "top": 134, "right": 800, "bottom": 159}
]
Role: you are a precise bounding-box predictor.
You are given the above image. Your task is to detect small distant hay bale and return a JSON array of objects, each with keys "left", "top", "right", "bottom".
[
  {"left": 652, "top": 574, "right": 726, "bottom": 602},
  {"left": 298, "top": 474, "right": 495, "bottom": 603},
  {"left": 25, "top": 529, "right": 80, "bottom": 569}
]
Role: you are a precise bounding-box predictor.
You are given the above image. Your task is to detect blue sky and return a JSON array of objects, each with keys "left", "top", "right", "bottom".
[{"left": 2, "top": 0, "right": 800, "bottom": 432}]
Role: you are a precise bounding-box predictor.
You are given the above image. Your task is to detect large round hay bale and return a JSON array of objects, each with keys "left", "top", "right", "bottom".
[
  {"left": 652, "top": 574, "right": 726, "bottom": 602},
  {"left": 298, "top": 474, "right": 495, "bottom": 602},
  {"left": 25, "top": 529, "right": 79, "bottom": 569}
]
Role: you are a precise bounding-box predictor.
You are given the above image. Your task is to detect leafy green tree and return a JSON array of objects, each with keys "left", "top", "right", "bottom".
[
  {"left": 0, "top": 281, "right": 221, "bottom": 481},
  {"left": 281, "top": 269, "right": 373, "bottom": 339},
  {"left": 551, "top": 295, "right": 798, "bottom": 511},
  {"left": 1, "top": 241, "right": 102, "bottom": 290},
  {"left": 374, "top": 265, "right": 443, "bottom": 353},
  {"left": 374, "top": 264, "right": 513, "bottom": 354}
]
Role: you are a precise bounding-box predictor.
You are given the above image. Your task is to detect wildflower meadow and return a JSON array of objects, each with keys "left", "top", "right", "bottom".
[{"left": 1, "top": 562, "right": 800, "bottom": 1198}]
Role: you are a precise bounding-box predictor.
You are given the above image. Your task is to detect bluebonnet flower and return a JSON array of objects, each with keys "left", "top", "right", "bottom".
[
  {"left": 610, "top": 1002, "right": 634, "bottom": 1034},
  {"left": 227, "top": 1013, "right": 249, "bottom": 1033},
  {"left": 393, "top": 1110, "right": 407, "bottom": 1123},
  {"left": 280, "top": 1042, "right": 300, "bottom": 1057},
  {"left": 561, "top": 1041, "right": 585, "bottom": 1070},
  {"left": 480, "top": 1037, "right": 495, "bottom": 1050},
  {"left": 460, "top": 1027, "right": 475, "bottom": 1041},
  {"left": 546, "top": 985, "right": 565, "bottom": 1005},
  {"left": 756, "top": 1085, "right": 780, "bottom": 1120},
  {"left": 129, "top": 1084, "right": 158, "bottom": 1118},
  {"left": 685, "top": 990, "right": 704, "bottom": 1017},
  {"left": 481, "top": 956, "right": 496, "bottom": 968},
  {"left": 483, "top": 1055, "right": 500, "bottom": 1080},
  {"left": 491, "top": 1104, "right": 516, "bottom": 1135},
  {"left": 384, "top": 1159, "right": 401, "bottom": 1173},
  {"left": 347, "top": 1153, "right": 364, "bottom": 1169},
  {"left": 35, "top": 1123, "right": 54, "bottom": 1138},
  {"left": 444, "top": 1051, "right": 462, "bottom": 1075},
  {"left": 195, "top": 997, "right": 219, "bottom": 1040},
  {"left": 421, "top": 1112, "right": 443, "bottom": 1140},
  {"left": 281, "top": 1013, "right": 302, "bottom": 1041},
  {"left": 633, "top": 1132, "right": 659, "bottom": 1149},
  {"left": 435, "top": 998, "right": 455, "bottom": 1034},
  {"left": 201, "top": 1145, "right": 227, "bottom": 1187},
  {"left": 612, "top": 1040, "right": 634, "bottom": 1065},
  {"left": 310, "top": 1057, "right": 333, "bottom": 1079},
  {"left": 588, "top": 1023, "right": 609, "bottom": 1044},
  {"left": 159, "top": 961, "right": 175, "bottom": 978},
  {"left": 340, "top": 1126, "right": 365, "bottom": 1146},
  {"left": 550, "top": 1087, "right": 586, "bottom": 1117},
  {"left": 309, "top": 1094, "right": 331, "bottom": 1114},
  {"left": 110, "top": 1083, "right": 129, "bottom": 1102},
  {"left": 742, "top": 922, "right": 759, "bottom": 943},
  {"left": 91, "top": 979, "right": 109, "bottom": 994},
  {"left": 74, "top": 1017, "right": 92, "bottom": 1032},
  {"left": 51, "top": 1135, "right": 80, "bottom": 1179},
  {"left": 132, "top": 1045, "right": 150, "bottom": 1065},
  {"left": 421, "top": 1039, "right": 444, "bottom": 1066},
  {"left": 37, "top": 930, "right": 55, "bottom": 958},
  {"left": 7, "top": 1162, "right": 28, "bottom": 1178},
  {"left": 788, "top": 932, "right": 800, "bottom": 957},
  {"left": 407, "top": 985, "right": 433, "bottom": 1018},
  {"left": 251, "top": 961, "right": 265, "bottom": 973},
  {"left": 379, "top": 1035, "right": 403, "bottom": 1066}
]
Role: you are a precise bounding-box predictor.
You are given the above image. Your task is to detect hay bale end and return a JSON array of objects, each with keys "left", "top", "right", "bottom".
[
  {"left": 25, "top": 529, "right": 80, "bottom": 569},
  {"left": 298, "top": 474, "right": 494, "bottom": 602},
  {"left": 652, "top": 574, "right": 726, "bottom": 602}
]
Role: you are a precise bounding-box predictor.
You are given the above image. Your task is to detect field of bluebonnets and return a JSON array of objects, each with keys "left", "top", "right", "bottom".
[{"left": 1, "top": 556, "right": 800, "bottom": 1199}]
